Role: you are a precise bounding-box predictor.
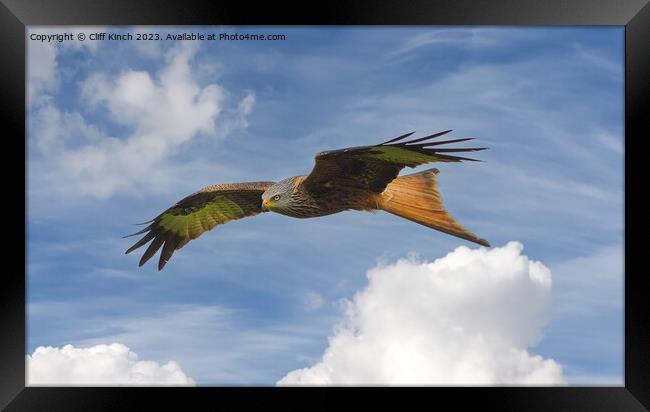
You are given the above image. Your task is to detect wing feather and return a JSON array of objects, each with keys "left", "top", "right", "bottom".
[
  {"left": 302, "top": 131, "right": 487, "bottom": 196},
  {"left": 125, "top": 230, "right": 157, "bottom": 255},
  {"left": 125, "top": 181, "right": 275, "bottom": 270},
  {"left": 139, "top": 233, "right": 166, "bottom": 267}
]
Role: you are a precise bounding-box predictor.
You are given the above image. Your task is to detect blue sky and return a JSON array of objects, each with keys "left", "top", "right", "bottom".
[{"left": 27, "top": 26, "right": 623, "bottom": 385}]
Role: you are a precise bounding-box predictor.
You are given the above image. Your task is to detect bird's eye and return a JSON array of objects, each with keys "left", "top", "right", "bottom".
[{"left": 273, "top": 195, "right": 281, "bottom": 201}]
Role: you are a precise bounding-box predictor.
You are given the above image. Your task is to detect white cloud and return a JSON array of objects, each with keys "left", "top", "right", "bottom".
[
  {"left": 27, "top": 343, "right": 195, "bottom": 386},
  {"left": 128, "top": 26, "right": 165, "bottom": 58},
  {"left": 27, "top": 27, "right": 106, "bottom": 105},
  {"left": 29, "top": 39, "right": 254, "bottom": 199},
  {"left": 278, "top": 242, "right": 565, "bottom": 385},
  {"left": 27, "top": 41, "right": 58, "bottom": 104}
]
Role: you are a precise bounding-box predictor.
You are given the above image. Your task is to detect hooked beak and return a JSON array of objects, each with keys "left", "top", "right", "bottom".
[{"left": 261, "top": 199, "right": 270, "bottom": 211}]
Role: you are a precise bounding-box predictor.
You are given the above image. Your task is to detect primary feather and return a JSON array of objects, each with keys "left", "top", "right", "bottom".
[
  {"left": 125, "top": 182, "right": 274, "bottom": 270},
  {"left": 301, "top": 129, "right": 486, "bottom": 196}
]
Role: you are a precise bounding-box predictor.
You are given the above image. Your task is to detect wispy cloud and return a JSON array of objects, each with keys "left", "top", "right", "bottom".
[
  {"left": 301, "top": 291, "right": 326, "bottom": 311},
  {"left": 550, "top": 245, "right": 623, "bottom": 316},
  {"left": 28, "top": 301, "right": 332, "bottom": 384},
  {"left": 388, "top": 28, "right": 504, "bottom": 58},
  {"left": 572, "top": 41, "right": 623, "bottom": 78}
]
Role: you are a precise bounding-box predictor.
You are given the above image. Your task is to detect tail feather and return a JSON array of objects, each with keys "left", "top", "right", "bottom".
[{"left": 379, "top": 168, "right": 490, "bottom": 247}]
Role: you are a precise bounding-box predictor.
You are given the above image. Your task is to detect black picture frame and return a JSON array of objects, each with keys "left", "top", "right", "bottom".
[{"left": 2, "top": 0, "right": 648, "bottom": 410}]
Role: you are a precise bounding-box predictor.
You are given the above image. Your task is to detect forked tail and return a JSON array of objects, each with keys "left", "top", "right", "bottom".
[{"left": 379, "top": 168, "right": 490, "bottom": 247}]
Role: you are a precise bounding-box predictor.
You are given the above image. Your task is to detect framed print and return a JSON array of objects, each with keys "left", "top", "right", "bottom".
[{"left": 2, "top": 0, "right": 649, "bottom": 410}]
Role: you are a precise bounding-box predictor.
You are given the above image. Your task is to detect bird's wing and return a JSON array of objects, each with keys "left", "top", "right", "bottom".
[
  {"left": 301, "top": 130, "right": 486, "bottom": 196},
  {"left": 124, "top": 181, "right": 275, "bottom": 270}
]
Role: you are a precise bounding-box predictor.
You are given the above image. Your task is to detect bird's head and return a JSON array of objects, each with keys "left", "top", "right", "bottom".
[{"left": 261, "top": 178, "right": 296, "bottom": 213}]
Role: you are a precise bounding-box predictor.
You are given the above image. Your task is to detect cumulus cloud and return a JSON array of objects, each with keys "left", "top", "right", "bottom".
[
  {"left": 29, "top": 38, "right": 254, "bottom": 198},
  {"left": 27, "top": 343, "right": 195, "bottom": 386},
  {"left": 28, "top": 27, "right": 104, "bottom": 105},
  {"left": 27, "top": 40, "right": 58, "bottom": 104},
  {"left": 278, "top": 242, "right": 565, "bottom": 385}
]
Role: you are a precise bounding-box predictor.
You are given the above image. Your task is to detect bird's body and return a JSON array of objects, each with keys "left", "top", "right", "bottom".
[
  {"left": 262, "top": 175, "right": 380, "bottom": 218},
  {"left": 125, "top": 130, "right": 490, "bottom": 270}
]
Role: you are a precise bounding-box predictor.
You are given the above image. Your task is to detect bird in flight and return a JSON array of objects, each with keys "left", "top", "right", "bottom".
[{"left": 125, "top": 130, "right": 490, "bottom": 270}]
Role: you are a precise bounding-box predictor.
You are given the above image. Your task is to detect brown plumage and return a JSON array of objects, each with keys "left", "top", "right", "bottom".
[{"left": 125, "top": 130, "right": 490, "bottom": 270}]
